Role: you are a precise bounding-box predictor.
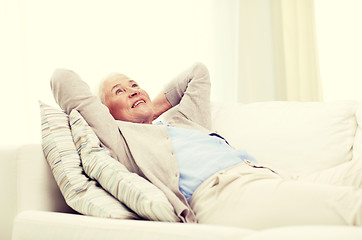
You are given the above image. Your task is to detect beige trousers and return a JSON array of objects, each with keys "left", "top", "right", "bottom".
[{"left": 189, "top": 159, "right": 362, "bottom": 229}]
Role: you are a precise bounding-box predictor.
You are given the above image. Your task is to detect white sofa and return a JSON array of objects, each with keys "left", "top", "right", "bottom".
[{"left": 3, "top": 101, "right": 362, "bottom": 240}]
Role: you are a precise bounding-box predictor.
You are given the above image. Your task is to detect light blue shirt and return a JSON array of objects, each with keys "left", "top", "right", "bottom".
[{"left": 156, "top": 122, "right": 256, "bottom": 202}]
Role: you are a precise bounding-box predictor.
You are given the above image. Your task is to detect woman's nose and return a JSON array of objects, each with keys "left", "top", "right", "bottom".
[{"left": 128, "top": 88, "right": 140, "bottom": 98}]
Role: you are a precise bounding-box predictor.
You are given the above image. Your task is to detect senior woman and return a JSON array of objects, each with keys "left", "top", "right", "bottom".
[{"left": 51, "top": 62, "right": 362, "bottom": 229}]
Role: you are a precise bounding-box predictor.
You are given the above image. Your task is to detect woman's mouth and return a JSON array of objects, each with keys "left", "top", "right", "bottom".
[{"left": 132, "top": 99, "right": 145, "bottom": 108}]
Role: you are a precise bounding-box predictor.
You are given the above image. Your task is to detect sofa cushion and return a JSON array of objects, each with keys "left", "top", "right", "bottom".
[
  {"left": 40, "top": 101, "right": 138, "bottom": 219},
  {"left": 211, "top": 101, "right": 358, "bottom": 175},
  {"left": 242, "top": 225, "right": 362, "bottom": 240},
  {"left": 12, "top": 211, "right": 255, "bottom": 240},
  {"left": 69, "top": 109, "right": 180, "bottom": 222}
]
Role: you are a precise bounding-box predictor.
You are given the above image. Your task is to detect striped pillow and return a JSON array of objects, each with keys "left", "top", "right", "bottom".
[
  {"left": 40, "top": 101, "right": 139, "bottom": 219},
  {"left": 69, "top": 109, "right": 180, "bottom": 222}
]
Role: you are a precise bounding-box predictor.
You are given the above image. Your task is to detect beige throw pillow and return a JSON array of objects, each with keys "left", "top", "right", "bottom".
[
  {"left": 69, "top": 109, "right": 180, "bottom": 222},
  {"left": 40, "top": 101, "right": 138, "bottom": 219}
]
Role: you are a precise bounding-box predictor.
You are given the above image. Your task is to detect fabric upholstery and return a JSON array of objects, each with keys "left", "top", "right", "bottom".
[{"left": 12, "top": 211, "right": 255, "bottom": 240}]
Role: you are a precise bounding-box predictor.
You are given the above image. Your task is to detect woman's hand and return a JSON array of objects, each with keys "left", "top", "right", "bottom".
[{"left": 152, "top": 92, "right": 172, "bottom": 120}]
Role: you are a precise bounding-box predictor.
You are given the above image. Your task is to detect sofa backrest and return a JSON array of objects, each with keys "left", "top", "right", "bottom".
[
  {"left": 211, "top": 101, "right": 359, "bottom": 176},
  {"left": 352, "top": 103, "right": 362, "bottom": 163}
]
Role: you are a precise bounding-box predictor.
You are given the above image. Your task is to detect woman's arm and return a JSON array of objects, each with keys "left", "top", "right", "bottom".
[
  {"left": 162, "top": 62, "right": 211, "bottom": 129},
  {"left": 50, "top": 68, "right": 126, "bottom": 159}
]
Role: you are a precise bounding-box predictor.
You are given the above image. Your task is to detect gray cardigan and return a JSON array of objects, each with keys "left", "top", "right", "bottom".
[{"left": 51, "top": 62, "right": 212, "bottom": 223}]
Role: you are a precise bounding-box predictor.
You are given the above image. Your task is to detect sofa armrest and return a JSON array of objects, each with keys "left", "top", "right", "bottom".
[
  {"left": 16, "top": 144, "right": 75, "bottom": 214},
  {"left": 0, "top": 145, "right": 18, "bottom": 240}
]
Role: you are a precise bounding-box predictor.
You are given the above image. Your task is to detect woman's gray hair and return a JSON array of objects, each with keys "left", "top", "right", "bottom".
[{"left": 98, "top": 72, "right": 130, "bottom": 104}]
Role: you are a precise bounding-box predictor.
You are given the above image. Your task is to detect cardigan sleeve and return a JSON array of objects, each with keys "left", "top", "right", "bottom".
[
  {"left": 163, "top": 62, "right": 211, "bottom": 130},
  {"left": 50, "top": 68, "right": 126, "bottom": 160}
]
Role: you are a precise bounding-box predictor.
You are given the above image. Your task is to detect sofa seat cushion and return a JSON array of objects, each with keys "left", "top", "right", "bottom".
[
  {"left": 13, "top": 211, "right": 362, "bottom": 240},
  {"left": 242, "top": 225, "right": 362, "bottom": 240},
  {"left": 12, "top": 211, "right": 255, "bottom": 240}
]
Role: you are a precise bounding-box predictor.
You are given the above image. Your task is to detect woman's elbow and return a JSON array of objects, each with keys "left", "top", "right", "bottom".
[{"left": 191, "top": 62, "right": 210, "bottom": 84}]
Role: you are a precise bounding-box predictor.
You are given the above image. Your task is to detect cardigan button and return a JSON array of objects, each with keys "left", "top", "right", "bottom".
[
  {"left": 244, "top": 159, "right": 257, "bottom": 167},
  {"left": 244, "top": 159, "right": 252, "bottom": 165}
]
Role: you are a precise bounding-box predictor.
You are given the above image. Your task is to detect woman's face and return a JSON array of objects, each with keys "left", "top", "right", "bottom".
[{"left": 103, "top": 75, "right": 154, "bottom": 124}]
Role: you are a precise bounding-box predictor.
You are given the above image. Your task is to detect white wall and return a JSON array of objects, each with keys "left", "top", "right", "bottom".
[
  {"left": 0, "top": 0, "right": 240, "bottom": 145},
  {"left": 314, "top": 0, "right": 362, "bottom": 102}
]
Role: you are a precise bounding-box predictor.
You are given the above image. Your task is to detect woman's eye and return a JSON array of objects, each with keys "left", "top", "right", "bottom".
[
  {"left": 131, "top": 83, "right": 138, "bottom": 88},
  {"left": 116, "top": 89, "right": 122, "bottom": 94}
]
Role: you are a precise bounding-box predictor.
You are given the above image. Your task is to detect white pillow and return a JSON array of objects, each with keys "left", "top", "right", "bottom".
[
  {"left": 211, "top": 101, "right": 358, "bottom": 175},
  {"left": 40, "top": 101, "right": 139, "bottom": 219},
  {"left": 69, "top": 109, "right": 180, "bottom": 222}
]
